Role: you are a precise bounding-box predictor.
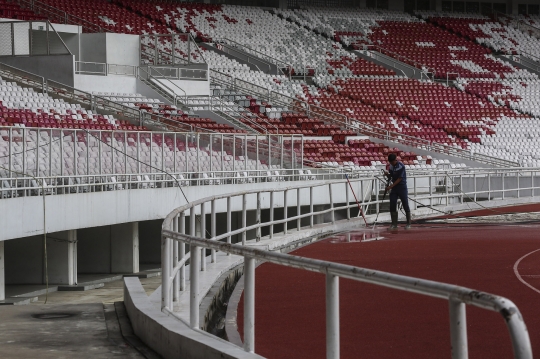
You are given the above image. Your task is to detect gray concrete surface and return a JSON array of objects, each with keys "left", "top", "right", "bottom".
[
  {"left": 0, "top": 272, "right": 163, "bottom": 358},
  {"left": 0, "top": 303, "right": 143, "bottom": 358}
]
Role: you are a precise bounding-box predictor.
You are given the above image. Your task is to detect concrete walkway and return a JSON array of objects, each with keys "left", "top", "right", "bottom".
[
  {"left": 0, "top": 275, "right": 163, "bottom": 358},
  {"left": 0, "top": 303, "right": 143, "bottom": 359}
]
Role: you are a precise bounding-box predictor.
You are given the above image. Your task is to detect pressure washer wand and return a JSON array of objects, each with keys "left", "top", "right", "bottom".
[
  {"left": 345, "top": 174, "right": 368, "bottom": 227},
  {"left": 372, "top": 170, "right": 392, "bottom": 229}
]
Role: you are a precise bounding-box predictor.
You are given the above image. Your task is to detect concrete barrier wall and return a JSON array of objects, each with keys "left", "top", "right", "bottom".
[
  {"left": 0, "top": 180, "right": 356, "bottom": 241},
  {"left": 0, "top": 54, "right": 75, "bottom": 86},
  {"left": 123, "top": 277, "right": 263, "bottom": 359}
]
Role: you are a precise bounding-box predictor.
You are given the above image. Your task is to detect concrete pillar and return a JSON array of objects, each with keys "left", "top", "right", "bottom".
[
  {"left": 0, "top": 241, "right": 4, "bottom": 301},
  {"left": 511, "top": 0, "right": 519, "bottom": 15},
  {"left": 138, "top": 220, "right": 162, "bottom": 267},
  {"left": 435, "top": 0, "right": 442, "bottom": 11},
  {"left": 46, "top": 230, "right": 77, "bottom": 285},
  {"left": 111, "top": 222, "right": 139, "bottom": 274},
  {"left": 279, "top": 0, "right": 287, "bottom": 9}
]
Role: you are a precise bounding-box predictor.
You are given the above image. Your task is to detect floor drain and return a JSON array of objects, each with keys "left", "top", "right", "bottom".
[{"left": 31, "top": 313, "right": 75, "bottom": 320}]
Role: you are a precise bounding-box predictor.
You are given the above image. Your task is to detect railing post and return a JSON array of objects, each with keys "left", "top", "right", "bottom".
[
  {"left": 449, "top": 298, "right": 468, "bottom": 359},
  {"left": 270, "top": 191, "right": 274, "bottom": 239},
  {"left": 375, "top": 178, "right": 380, "bottom": 215},
  {"left": 161, "top": 233, "right": 171, "bottom": 311},
  {"left": 329, "top": 184, "right": 335, "bottom": 225},
  {"left": 297, "top": 188, "right": 301, "bottom": 231},
  {"left": 244, "top": 257, "right": 256, "bottom": 353},
  {"left": 345, "top": 182, "right": 350, "bottom": 220},
  {"left": 283, "top": 189, "right": 288, "bottom": 235},
  {"left": 173, "top": 214, "right": 179, "bottom": 301},
  {"left": 502, "top": 173, "right": 505, "bottom": 200},
  {"left": 242, "top": 194, "right": 247, "bottom": 245},
  {"left": 227, "top": 197, "right": 232, "bottom": 250},
  {"left": 446, "top": 174, "right": 450, "bottom": 206},
  {"left": 190, "top": 241, "right": 200, "bottom": 329},
  {"left": 517, "top": 173, "right": 520, "bottom": 198},
  {"left": 179, "top": 212, "right": 186, "bottom": 291},
  {"left": 326, "top": 274, "right": 339, "bottom": 359},
  {"left": 211, "top": 199, "right": 216, "bottom": 262},
  {"left": 200, "top": 203, "right": 206, "bottom": 271},
  {"left": 310, "top": 186, "right": 314, "bottom": 228},
  {"left": 256, "top": 192, "right": 261, "bottom": 242},
  {"left": 488, "top": 173, "right": 491, "bottom": 201}
]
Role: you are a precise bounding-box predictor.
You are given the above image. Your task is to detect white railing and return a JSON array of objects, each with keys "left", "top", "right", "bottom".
[
  {"left": 4, "top": 165, "right": 540, "bottom": 200},
  {"left": 0, "top": 126, "right": 304, "bottom": 179},
  {"left": 161, "top": 172, "right": 538, "bottom": 359},
  {"left": 75, "top": 61, "right": 138, "bottom": 77}
]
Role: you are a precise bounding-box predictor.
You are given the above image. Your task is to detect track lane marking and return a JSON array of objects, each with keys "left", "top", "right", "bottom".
[{"left": 513, "top": 248, "right": 540, "bottom": 295}]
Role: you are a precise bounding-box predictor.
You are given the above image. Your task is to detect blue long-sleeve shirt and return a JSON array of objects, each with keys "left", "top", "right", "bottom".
[{"left": 388, "top": 161, "right": 407, "bottom": 188}]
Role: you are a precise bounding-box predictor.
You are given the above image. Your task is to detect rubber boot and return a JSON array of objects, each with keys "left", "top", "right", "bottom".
[
  {"left": 389, "top": 212, "right": 398, "bottom": 230},
  {"left": 405, "top": 212, "right": 412, "bottom": 230}
]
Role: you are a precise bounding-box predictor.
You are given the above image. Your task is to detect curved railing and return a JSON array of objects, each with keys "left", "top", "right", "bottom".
[{"left": 161, "top": 172, "right": 537, "bottom": 358}]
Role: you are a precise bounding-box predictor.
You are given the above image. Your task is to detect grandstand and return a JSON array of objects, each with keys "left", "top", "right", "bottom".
[{"left": 0, "top": 1, "right": 539, "bottom": 359}]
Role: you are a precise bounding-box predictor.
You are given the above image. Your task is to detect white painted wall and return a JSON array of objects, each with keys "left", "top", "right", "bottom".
[
  {"left": 159, "top": 80, "right": 210, "bottom": 96},
  {"left": 74, "top": 74, "right": 138, "bottom": 94},
  {"left": 106, "top": 33, "right": 139, "bottom": 66}
]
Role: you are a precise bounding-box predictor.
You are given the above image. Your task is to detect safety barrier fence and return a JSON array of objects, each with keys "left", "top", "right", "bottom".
[
  {"left": 161, "top": 171, "right": 538, "bottom": 359},
  {"left": 220, "top": 38, "right": 293, "bottom": 78},
  {"left": 140, "top": 33, "right": 206, "bottom": 67},
  {"left": 0, "top": 20, "right": 70, "bottom": 56},
  {"left": 9, "top": 0, "right": 105, "bottom": 33},
  {"left": 0, "top": 61, "right": 209, "bottom": 132},
  {"left": 75, "top": 61, "right": 138, "bottom": 77},
  {"left": 0, "top": 126, "right": 305, "bottom": 179},
  {"left": 2, "top": 165, "right": 540, "bottom": 201},
  {"left": 209, "top": 69, "right": 519, "bottom": 168}
]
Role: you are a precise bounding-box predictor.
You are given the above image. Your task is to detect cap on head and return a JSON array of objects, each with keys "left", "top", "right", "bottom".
[{"left": 388, "top": 153, "right": 397, "bottom": 162}]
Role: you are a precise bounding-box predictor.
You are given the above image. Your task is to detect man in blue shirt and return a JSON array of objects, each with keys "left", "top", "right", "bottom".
[{"left": 384, "top": 153, "right": 411, "bottom": 230}]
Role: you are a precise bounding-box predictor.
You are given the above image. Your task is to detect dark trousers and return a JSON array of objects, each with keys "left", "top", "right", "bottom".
[{"left": 390, "top": 185, "right": 410, "bottom": 212}]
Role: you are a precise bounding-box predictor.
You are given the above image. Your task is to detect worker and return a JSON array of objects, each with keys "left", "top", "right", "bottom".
[{"left": 384, "top": 153, "right": 411, "bottom": 230}]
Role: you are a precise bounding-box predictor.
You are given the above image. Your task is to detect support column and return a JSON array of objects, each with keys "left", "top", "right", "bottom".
[
  {"left": 46, "top": 230, "right": 77, "bottom": 285},
  {"left": 0, "top": 241, "right": 4, "bottom": 301},
  {"left": 111, "top": 222, "right": 139, "bottom": 274}
]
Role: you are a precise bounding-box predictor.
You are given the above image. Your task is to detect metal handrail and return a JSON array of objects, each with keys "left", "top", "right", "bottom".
[
  {"left": 140, "top": 33, "right": 207, "bottom": 66},
  {"left": 221, "top": 38, "right": 291, "bottom": 77},
  {"left": 75, "top": 61, "right": 138, "bottom": 77},
  {"left": 2, "top": 164, "right": 540, "bottom": 197},
  {"left": 183, "top": 95, "right": 268, "bottom": 135},
  {"left": 210, "top": 69, "right": 519, "bottom": 168},
  {"left": 0, "top": 61, "right": 46, "bottom": 93},
  {"left": 139, "top": 66, "right": 187, "bottom": 107},
  {"left": 364, "top": 44, "right": 436, "bottom": 78},
  {"left": 161, "top": 173, "right": 535, "bottom": 358},
  {"left": 11, "top": 0, "right": 105, "bottom": 33}
]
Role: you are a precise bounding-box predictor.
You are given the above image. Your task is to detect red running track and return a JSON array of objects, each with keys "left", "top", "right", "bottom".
[
  {"left": 237, "top": 223, "right": 540, "bottom": 359},
  {"left": 436, "top": 202, "right": 540, "bottom": 218}
]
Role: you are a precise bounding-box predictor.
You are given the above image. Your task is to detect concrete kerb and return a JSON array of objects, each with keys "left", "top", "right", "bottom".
[{"left": 123, "top": 277, "right": 264, "bottom": 359}]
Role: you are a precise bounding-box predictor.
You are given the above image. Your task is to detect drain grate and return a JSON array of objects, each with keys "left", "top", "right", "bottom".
[{"left": 31, "top": 313, "right": 76, "bottom": 320}]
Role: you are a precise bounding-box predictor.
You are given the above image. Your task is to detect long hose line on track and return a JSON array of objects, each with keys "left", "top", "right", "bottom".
[{"left": 372, "top": 174, "right": 540, "bottom": 229}]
